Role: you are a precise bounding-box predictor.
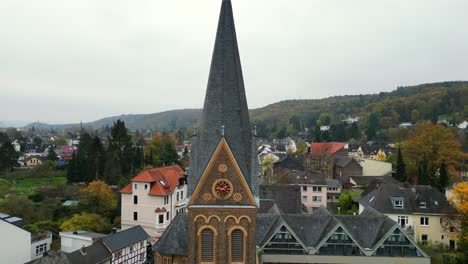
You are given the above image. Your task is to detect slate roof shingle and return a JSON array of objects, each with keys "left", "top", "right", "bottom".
[
  {"left": 65, "top": 241, "right": 111, "bottom": 264},
  {"left": 188, "top": 0, "right": 259, "bottom": 197},
  {"left": 102, "top": 226, "right": 149, "bottom": 252},
  {"left": 359, "top": 182, "right": 458, "bottom": 215}
]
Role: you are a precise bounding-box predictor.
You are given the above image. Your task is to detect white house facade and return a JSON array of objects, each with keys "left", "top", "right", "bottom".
[{"left": 120, "top": 165, "right": 187, "bottom": 239}]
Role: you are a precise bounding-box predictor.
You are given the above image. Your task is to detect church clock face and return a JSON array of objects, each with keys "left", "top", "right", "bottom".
[{"left": 212, "top": 179, "right": 233, "bottom": 199}]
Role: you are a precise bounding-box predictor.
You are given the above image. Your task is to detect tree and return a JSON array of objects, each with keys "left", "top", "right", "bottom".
[
  {"left": 405, "top": 122, "right": 467, "bottom": 187},
  {"left": 46, "top": 146, "right": 58, "bottom": 161},
  {"left": 314, "top": 125, "right": 321, "bottom": 142},
  {"left": 0, "top": 134, "right": 19, "bottom": 172},
  {"left": 366, "top": 113, "right": 379, "bottom": 139},
  {"left": 148, "top": 133, "right": 179, "bottom": 167},
  {"left": 449, "top": 182, "right": 468, "bottom": 259},
  {"left": 79, "top": 180, "right": 117, "bottom": 215},
  {"left": 296, "top": 141, "right": 308, "bottom": 156},
  {"left": 349, "top": 122, "right": 359, "bottom": 140},
  {"left": 105, "top": 120, "right": 135, "bottom": 182},
  {"left": 0, "top": 195, "right": 36, "bottom": 223},
  {"left": 337, "top": 192, "right": 357, "bottom": 215},
  {"left": 60, "top": 213, "right": 112, "bottom": 234},
  {"left": 395, "top": 147, "right": 407, "bottom": 182},
  {"left": 439, "top": 160, "right": 448, "bottom": 192},
  {"left": 418, "top": 159, "right": 430, "bottom": 185}
]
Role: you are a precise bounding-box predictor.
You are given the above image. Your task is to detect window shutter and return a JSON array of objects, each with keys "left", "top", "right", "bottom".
[
  {"left": 231, "top": 230, "right": 244, "bottom": 262},
  {"left": 201, "top": 229, "right": 214, "bottom": 261}
]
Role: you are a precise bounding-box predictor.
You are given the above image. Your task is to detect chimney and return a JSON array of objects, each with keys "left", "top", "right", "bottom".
[{"left": 80, "top": 246, "right": 87, "bottom": 255}]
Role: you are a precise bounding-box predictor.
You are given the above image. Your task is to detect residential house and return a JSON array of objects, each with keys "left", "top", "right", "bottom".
[
  {"left": 342, "top": 115, "right": 359, "bottom": 124},
  {"left": 259, "top": 185, "right": 302, "bottom": 214},
  {"left": 59, "top": 145, "right": 75, "bottom": 160},
  {"left": 60, "top": 230, "right": 107, "bottom": 253},
  {"left": 0, "top": 215, "right": 31, "bottom": 263},
  {"left": 0, "top": 213, "right": 53, "bottom": 263},
  {"left": 120, "top": 165, "right": 187, "bottom": 239},
  {"left": 25, "top": 155, "right": 43, "bottom": 167},
  {"left": 359, "top": 181, "right": 459, "bottom": 249},
  {"left": 457, "top": 120, "right": 468, "bottom": 129},
  {"left": 308, "top": 142, "right": 348, "bottom": 175},
  {"left": 333, "top": 155, "right": 363, "bottom": 186},
  {"left": 399, "top": 122, "right": 413, "bottom": 128},
  {"left": 326, "top": 179, "right": 342, "bottom": 204},
  {"left": 354, "top": 157, "right": 392, "bottom": 176},
  {"left": 65, "top": 226, "right": 149, "bottom": 264}
]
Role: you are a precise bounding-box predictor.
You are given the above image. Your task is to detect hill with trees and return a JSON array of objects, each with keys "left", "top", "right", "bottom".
[{"left": 23, "top": 81, "right": 468, "bottom": 137}]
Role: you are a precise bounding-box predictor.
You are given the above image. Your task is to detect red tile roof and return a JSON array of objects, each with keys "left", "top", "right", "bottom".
[
  {"left": 154, "top": 207, "right": 167, "bottom": 213},
  {"left": 310, "top": 142, "right": 346, "bottom": 157},
  {"left": 120, "top": 183, "right": 132, "bottom": 194},
  {"left": 119, "top": 165, "right": 185, "bottom": 196}
]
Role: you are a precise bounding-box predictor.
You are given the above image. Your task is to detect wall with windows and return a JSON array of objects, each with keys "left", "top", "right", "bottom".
[
  {"left": 376, "top": 213, "right": 457, "bottom": 248},
  {"left": 121, "top": 181, "right": 187, "bottom": 238},
  {"left": 31, "top": 232, "right": 52, "bottom": 260},
  {"left": 412, "top": 215, "right": 457, "bottom": 248},
  {"left": 111, "top": 239, "right": 147, "bottom": 264},
  {"left": 300, "top": 184, "right": 327, "bottom": 212}
]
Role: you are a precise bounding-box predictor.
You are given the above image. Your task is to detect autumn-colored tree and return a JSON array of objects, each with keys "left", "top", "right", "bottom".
[
  {"left": 79, "top": 180, "right": 117, "bottom": 215},
  {"left": 148, "top": 133, "right": 179, "bottom": 167},
  {"left": 296, "top": 141, "right": 308, "bottom": 156},
  {"left": 60, "top": 213, "right": 112, "bottom": 233},
  {"left": 449, "top": 182, "right": 468, "bottom": 258},
  {"left": 404, "top": 122, "right": 467, "bottom": 187}
]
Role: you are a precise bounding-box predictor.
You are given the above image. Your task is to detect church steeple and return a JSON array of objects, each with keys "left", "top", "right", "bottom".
[{"left": 189, "top": 0, "right": 259, "bottom": 197}]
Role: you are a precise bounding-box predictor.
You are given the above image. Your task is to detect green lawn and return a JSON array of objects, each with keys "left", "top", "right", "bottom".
[{"left": 14, "top": 177, "right": 67, "bottom": 195}]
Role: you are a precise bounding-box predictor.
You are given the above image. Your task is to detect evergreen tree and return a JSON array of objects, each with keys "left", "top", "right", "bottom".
[
  {"left": 349, "top": 122, "right": 359, "bottom": 139},
  {"left": 395, "top": 147, "right": 407, "bottom": 182},
  {"left": 46, "top": 146, "right": 58, "bottom": 161},
  {"left": 314, "top": 125, "right": 321, "bottom": 142},
  {"left": 66, "top": 151, "right": 80, "bottom": 183},
  {"left": 366, "top": 113, "right": 378, "bottom": 139},
  {"left": 104, "top": 120, "right": 135, "bottom": 182},
  {"left": 0, "top": 136, "right": 19, "bottom": 172},
  {"left": 418, "top": 159, "right": 430, "bottom": 185},
  {"left": 439, "top": 160, "right": 449, "bottom": 192}
]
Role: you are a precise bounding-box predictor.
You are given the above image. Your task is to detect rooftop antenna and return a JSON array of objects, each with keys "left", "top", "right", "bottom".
[{"left": 221, "top": 125, "right": 225, "bottom": 136}]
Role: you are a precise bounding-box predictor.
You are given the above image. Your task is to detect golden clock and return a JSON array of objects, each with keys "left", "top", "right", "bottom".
[{"left": 212, "top": 179, "right": 233, "bottom": 199}]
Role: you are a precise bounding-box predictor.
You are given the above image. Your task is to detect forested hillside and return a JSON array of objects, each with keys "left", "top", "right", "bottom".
[{"left": 24, "top": 81, "right": 468, "bottom": 137}]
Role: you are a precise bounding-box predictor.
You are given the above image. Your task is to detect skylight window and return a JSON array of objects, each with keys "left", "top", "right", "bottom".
[{"left": 159, "top": 180, "right": 166, "bottom": 186}]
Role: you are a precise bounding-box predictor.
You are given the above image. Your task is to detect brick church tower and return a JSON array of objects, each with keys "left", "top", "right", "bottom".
[{"left": 187, "top": 0, "right": 260, "bottom": 263}]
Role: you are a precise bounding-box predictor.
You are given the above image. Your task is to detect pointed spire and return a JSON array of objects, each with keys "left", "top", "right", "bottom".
[{"left": 189, "top": 0, "right": 259, "bottom": 197}]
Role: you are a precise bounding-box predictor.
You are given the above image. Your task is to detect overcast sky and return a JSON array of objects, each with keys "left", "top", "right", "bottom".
[{"left": 2, "top": 0, "right": 467, "bottom": 124}]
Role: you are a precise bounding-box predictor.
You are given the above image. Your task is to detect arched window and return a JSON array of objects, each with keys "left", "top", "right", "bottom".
[
  {"left": 201, "top": 229, "right": 214, "bottom": 262},
  {"left": 231, "top": 229, "right": 244, "bottom": 263}
]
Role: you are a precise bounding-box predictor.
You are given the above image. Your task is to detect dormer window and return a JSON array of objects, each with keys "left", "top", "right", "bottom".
[
  {"left": 393, "top": 198, "right": 404, "bottom": 209},
  {"left": 419, "top": 202, "right": 426, "bottom": 208}
]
